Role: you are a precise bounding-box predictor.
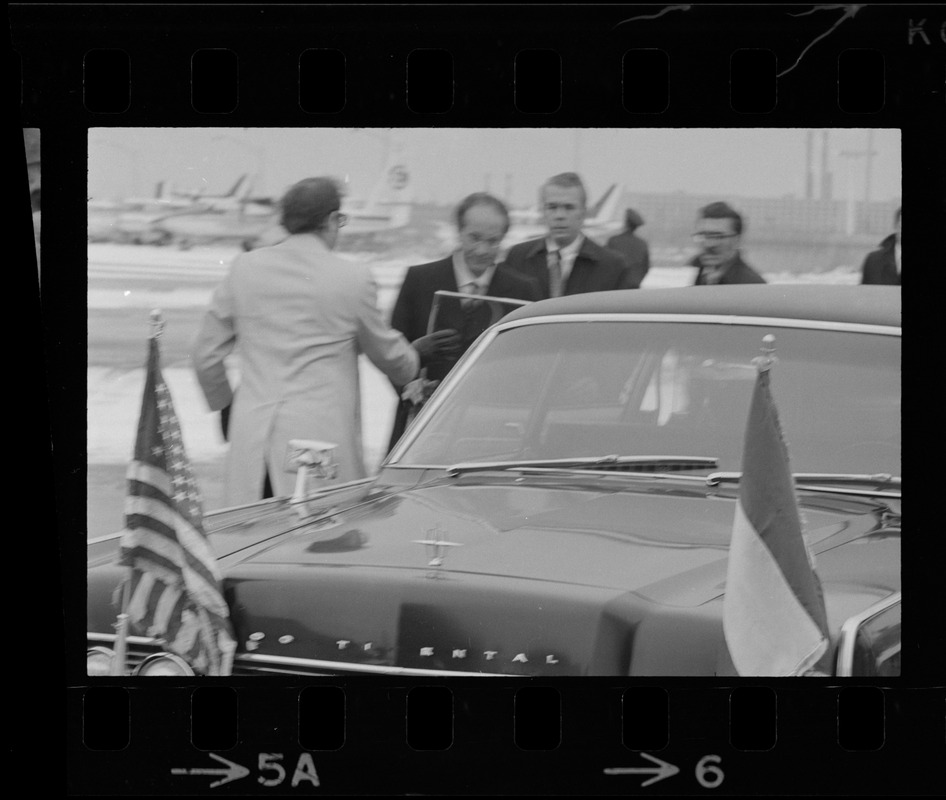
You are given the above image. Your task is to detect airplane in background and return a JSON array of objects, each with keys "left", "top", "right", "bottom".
[
  {"left": 167, "top": 174, "right": 260, "bottom": 211},
  {"left": 339, "top": 160, "right": 414, "bottom": 235},
  {"left": 154, "top": 158, "right": 416, "bottom": 250},
  {"left": 87, "top": 176, "right": 268, "bottom": 244},
  {"left": 88, "top": 181, "right": 202, "bottom": 243},
  {"left": 504, "top": 183, "right": 625, "bottom": 247}
]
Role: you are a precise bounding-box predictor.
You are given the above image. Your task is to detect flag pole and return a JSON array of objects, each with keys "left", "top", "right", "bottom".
[
  {"left": 753, "top": 333, "right": 777, "bottom": 373},
  {"left": 110, "top": 577, "right": 130, "bottom": 676},
  {"left": 111, "top": 309, "right": 165, "bottom": 677}
]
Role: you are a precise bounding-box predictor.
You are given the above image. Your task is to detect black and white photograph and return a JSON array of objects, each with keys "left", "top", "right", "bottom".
[
  {"left": 13, "top": 0, "right": 943, "bottom": 793},
  {"left": 85, "top": 127, "right": 901, "bottom": 679}
]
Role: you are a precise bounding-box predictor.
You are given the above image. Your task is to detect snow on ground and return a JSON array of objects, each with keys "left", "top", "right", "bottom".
[{"left": 87, "top": 361, "right": 397, "bottom": 469}]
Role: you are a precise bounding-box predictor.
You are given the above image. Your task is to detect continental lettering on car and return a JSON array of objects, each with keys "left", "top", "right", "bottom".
[
  {"left": 418, "top": 647, "right": 561, "bottom": 665},
  {"left": 249, "top": 633, "right": 564, "bottom": 668},
  {"left": 246, "top": 631, "right": 295, "bottom": 651}
]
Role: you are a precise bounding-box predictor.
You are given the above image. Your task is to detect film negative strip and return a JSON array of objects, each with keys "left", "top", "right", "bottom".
[{"left": 11, "top": 2, "right": 944, "bottom": 795}]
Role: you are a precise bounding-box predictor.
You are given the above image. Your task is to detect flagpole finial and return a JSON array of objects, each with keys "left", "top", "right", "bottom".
[
  {"left": 753, "top": 333, "right": 777, "bottom": 373},
  {"left": 149, "top": 309, "right": 165, "bottom": 339}
]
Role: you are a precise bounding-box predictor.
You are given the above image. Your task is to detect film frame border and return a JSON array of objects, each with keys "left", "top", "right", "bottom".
[{"left": 10, "top": 2, "right": 943, "bottom": 795}]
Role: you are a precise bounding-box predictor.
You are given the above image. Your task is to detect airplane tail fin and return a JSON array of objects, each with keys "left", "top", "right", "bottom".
[
  {"left": 586, "top": 183, "right": 623, "bottom": 225},
  {"left": 226, "top": 174, "right": 248, "bottom": 197},
  {"left": 363, "top": 152, "right": 414, "bottom": 229}
]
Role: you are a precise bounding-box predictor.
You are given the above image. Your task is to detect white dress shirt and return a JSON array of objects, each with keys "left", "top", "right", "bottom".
[{"left": 452, "top": 251, "right": 496, "bottom": 297}]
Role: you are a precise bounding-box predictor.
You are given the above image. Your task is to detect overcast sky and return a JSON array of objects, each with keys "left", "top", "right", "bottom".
[{"left": 88, "top": 127, "right": 900, "bottom": 208}]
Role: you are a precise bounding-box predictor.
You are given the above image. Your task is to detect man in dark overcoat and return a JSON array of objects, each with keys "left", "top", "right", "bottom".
[
  {"left": 501, "top": 172, "right": 634, "bottom": 299},
  {"left": 605, "top": 207, "right": 651, "bottom": 289},
  {"left": 689, "top": 201, "right": 766, "bottom": 285},
  {"left": 386, "top": 192, "right": 540, "bottom": 453},
  {"left": 860, "top": 207, "right": 901, "bottom": 285}
]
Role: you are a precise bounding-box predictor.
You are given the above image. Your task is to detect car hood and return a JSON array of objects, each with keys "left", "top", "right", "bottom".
[
  {"left": 89, "top": 474, "right": 900, "bottom": 676},
  {"left": 225, "top": 475, "right": 881, "bottom": 595}
]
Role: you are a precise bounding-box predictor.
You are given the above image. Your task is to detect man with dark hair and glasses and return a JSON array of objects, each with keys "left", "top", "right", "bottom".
[
  {"left": 689, "top": 201, "right": 765, "bottom": 285},
  {"left": 193, "top": 176, "right": 425, "bottom": 505}
]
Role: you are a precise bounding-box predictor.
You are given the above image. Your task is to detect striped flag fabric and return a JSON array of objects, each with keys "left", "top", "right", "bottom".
[
  {"left": 117, "top": 334, "right": 236, "bottom": 675},
  {"left": 723, "top": 365, "right": 830, "bottom": 676}
]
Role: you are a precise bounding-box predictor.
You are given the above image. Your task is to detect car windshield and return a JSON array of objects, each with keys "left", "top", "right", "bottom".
[{"left": 392, "top": 320, "right": 900, "bottom": 476}]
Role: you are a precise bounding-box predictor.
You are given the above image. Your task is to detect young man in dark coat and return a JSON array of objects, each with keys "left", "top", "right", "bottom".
[
  {"left": 860, "top": 207, "right": 901, "bottom": 285},
  {"left": 689, "top": 201, "right": 766, "bottom": 285},
  {"left": 386, "top": 192, "right": 541, "bottom": 453},
  {"left": 605, "top": 207, "right": 651, "bottom": 289},
  {"left": 501, "top": 172, "right": 634, "bottom": 299}
]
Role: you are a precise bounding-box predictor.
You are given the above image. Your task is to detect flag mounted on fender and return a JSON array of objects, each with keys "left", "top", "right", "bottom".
[
  {"left": 115, "top": 312, "right": 236, "bottom": 675},
  {"left": 723, "top": 337, "right": 830, "bottom": 677}
]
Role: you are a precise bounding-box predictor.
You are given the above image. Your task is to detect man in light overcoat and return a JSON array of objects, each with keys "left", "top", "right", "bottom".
[{"left": 192, "top": 177, "right": 443, "bottom": 506}]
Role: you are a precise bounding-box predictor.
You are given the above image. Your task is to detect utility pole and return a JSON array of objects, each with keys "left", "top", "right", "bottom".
[
  {"left": 839, "top": 135, "right": 877, "bottom": 235},
  {"left": 805, "top": 130, "right": 814, "bottom": 200},
  {"left": 863, "top": 129, "right": 875, "bottom": 216},
  {"left": 820, "top": 130, "right": 832, "bottom": 202}
]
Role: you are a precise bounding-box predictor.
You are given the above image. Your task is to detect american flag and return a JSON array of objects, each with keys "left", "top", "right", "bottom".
[{"left": 117, "top": 334, "right": 236, "bottom": 675}]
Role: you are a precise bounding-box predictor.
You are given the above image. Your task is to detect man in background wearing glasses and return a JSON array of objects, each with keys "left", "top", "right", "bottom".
[
  {"left": 689, "top": 201, "right": 766, "bottom": 286},
  {"left": 192, "top": 177, "right": 423, "bottom": 506}
]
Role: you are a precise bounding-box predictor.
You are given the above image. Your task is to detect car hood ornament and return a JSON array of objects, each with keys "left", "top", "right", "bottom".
[{"left": 412, "top": 526, "right": 463, "bottom": 569}]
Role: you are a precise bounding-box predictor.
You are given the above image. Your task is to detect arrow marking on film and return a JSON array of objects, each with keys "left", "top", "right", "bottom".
[
  {"left": 171, "top": 752, "right": 250, "bottom": 788},
  {"left": 604, "top": 752, "right": 680, "bottom": 787}
]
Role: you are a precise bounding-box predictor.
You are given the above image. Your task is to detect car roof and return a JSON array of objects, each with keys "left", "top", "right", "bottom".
[{"left": 503, "top": 285, "right": 901, "bottom": 329}]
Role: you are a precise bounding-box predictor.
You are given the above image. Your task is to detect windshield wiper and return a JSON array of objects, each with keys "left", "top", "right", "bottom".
[
  {"left": 446, "top": 455, "right": 719, "bottom": 478},
  {"left": 706, "top": 471, "right": 901, "bottom": 497}
]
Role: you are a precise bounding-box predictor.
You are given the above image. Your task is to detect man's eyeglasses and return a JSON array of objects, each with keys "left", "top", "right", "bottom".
[
  {"left": 692, "top": 231, "right": 737, "bottom": 242},
  {"left": 335, "top": 212, "right": 349, "bottom": 228}
]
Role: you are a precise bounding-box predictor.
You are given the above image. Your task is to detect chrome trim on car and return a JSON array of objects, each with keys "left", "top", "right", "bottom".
[
  {"left": 387, "top": 314, "right": 900, "bottom": 463},
  {"left": 134, "top": 652, "right": 196, "bottom": 677},
  {"left": 87, "top": 633, "right": 516, "bottom": 676},
  {"left": 490, "top": 313, "right": 901, "bottom": 336},
  {"left": 88, "top": 632, "right": 156, "bottom": 646},
  {"left": 835, "top": 591, "right": 901, "bottom": 677},
  {"left": 707, "top": 471, "right": 901, "bottom": 499},
  {"left": 229, "top": 653, "right": 515, "bottom": 677},
  {"left": 794, "top": 485, "right": 902, "bottom": 499}
]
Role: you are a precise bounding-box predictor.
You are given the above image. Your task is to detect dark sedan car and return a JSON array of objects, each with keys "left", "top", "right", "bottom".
[{"left": 88, "top": 285, "right": 900, "bottom": 677}]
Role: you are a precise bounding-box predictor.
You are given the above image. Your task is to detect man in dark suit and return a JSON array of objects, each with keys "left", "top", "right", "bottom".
[
  {"left": 860, "top": 206, "right": 901, "bottom": 285},
  {"left": 386, "top": 192, "right": 541, "bottom": 452},
  {"left": 606, "top": 207, "right": 651, "bottom": 289},
  {"left": 501, "top": 172, "right": 634, "bottom": 299},
  {"left": 689, "top": 201, "right": 766, "bottom": 285}
]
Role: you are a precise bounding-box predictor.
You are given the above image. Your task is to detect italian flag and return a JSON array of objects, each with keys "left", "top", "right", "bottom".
[{"left": 723, "top": 368, "right": 830, "bottom": 676}]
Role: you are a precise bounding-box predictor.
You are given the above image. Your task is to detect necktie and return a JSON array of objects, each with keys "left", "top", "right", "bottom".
[
  {"left": 548, "top": 250, "right": 563, "bottom": 298},
  {"left": 461, "top": 281, "right": 482, "bottom": 309}
]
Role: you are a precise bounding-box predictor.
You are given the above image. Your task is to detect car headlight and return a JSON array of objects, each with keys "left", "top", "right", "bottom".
[
  {"left": 87, "top": 646, "right": 115, "bottom": 676},
  {"left": 134, "top": 652, "right": 196, "bottom": 677}
]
